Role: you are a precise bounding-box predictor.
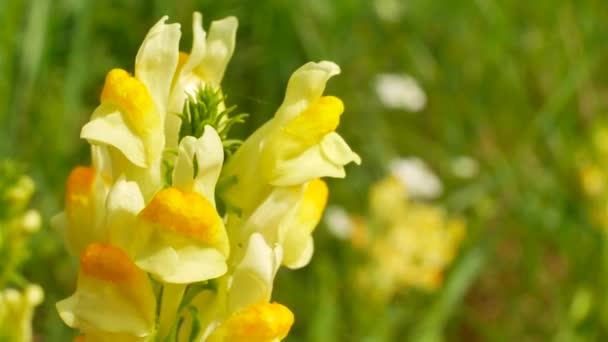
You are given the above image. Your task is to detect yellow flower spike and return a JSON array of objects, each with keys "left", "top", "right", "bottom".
[
  {"left": 80, "top": 243, "right": 140, "bottom": 283},
  {"left": 283, "top": 96, "right": 344, "bottom": 149},
  {"left": 100, "top": 68, "right": 159, "bottom": 135},
  {"left": 211, "top": 302, "right": 294, "bottom": 342},
  {"left": 139, "top": 187, "right": 222, "bottom": 244}
]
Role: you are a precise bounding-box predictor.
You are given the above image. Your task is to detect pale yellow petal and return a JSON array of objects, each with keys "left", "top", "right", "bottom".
[
  {"left": 196, "top": 16, "right": 238, "bottom": 86},
  {"left": 135, "top": 16, "right": 181, "bottom": 124}
]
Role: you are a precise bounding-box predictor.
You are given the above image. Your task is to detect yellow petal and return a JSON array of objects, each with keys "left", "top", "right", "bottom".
[
  {"left": 100, "top": 68, "right": 158, "bottom": 136},
  {"left": 211, "top": 302, "right": 294, "bottom": 342},
  {"left": 57, "top": 243, "right": 156, "bottom": 339},
  {"left": 139, "top": 187, "right": 222, "bottom": 244},
  {"left": 80, "top": 243, "right": 140, "bottom": 283},
  {"left": 283, "top": 96, "right": 343, "bottom": 149}
]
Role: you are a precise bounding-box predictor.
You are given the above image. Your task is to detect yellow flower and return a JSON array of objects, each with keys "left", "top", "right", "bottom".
[
  {"left": 57, "top": 243, "right": 156, "bottom": 341},
  {"left": 51, "top": 162, "right": 110, "bottom": 256},
  {"left": 229, "top": 178, "right": 328, "bottom": 269},
  {"left": 178, "top": 233, "right": 284, "bottom": 341},
  {"left": 207, "top": 302, "right": 294, "bottom": 342},
  {"left": 219, "top": 62, "right": 359, "bottom": 271},
  {"left": 222, "top": 61, "right": 360, "bottom": 217},
  {"left": 80, "top": 16, "right": 181, "bottom": 199},
  {"left": 135, "top": 186, "right": 229, "bottom": 283}
]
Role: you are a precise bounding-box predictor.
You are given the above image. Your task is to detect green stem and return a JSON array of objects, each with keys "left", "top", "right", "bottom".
[{"left": 158, "top": 283, "right": 187, "bottom": 341}]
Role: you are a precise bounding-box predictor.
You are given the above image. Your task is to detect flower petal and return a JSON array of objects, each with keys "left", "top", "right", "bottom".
[
  {"left": 227, "top": 233, "right": 281, "bottom": 314},
  {"left": 57, "top": 244, "right": 156, "bottom": 338},
  {"left": 105, "top": 178, "right": 145, "bottom": 253},
  {"left": 283, "top": 236, "right": 314, "bottom": 269},
  {"left": 275, "top": 61, "right": 341, "bottom": 123},
  {"left": 135, "top": 16, "right": 181, "bottom": 124},
  {"left": 173, "top": 126, "right": 224, "bottom": 206},
  {"left": 181, "top": 12, "right": 207, "bottom": 76},
  {"left": 81, "top": 104, "right": 147, "bottom": 167},
  {"left": 197, "top": 16, "right": 238, "bottom": 87},
  {"left": 136, "top": 245, "right": 227, "bottom": 284}
]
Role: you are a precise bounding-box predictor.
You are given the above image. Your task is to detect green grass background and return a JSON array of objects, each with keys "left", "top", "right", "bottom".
[{"left": 2, "top": 0, "right": 608, "bottom": 340}]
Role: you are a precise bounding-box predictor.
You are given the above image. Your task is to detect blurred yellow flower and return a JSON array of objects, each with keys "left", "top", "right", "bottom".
[{"left": 358, "top": 175, "right": 465, "bottom": 300}]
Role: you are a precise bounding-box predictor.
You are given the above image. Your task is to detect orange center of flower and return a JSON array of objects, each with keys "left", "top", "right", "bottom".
[
  {"left": 139, "top": 187, "right": 222, "bottom": 243},
  {"left": 80, "top": 243, "right": 138, "bottom": 282},
  {"left": 65, "top": 166, "right": 95, "bottom": 222},
  {"left": 100, "top": 68, "right": 158, "bottom": 135},
  {"left": 223, "top": 302, "right": 294, "bottom": 341}
]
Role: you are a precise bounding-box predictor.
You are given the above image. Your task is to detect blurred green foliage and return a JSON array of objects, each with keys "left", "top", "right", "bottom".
[{"left": 2, "top": 0, "right": 608, "bottom": 340}]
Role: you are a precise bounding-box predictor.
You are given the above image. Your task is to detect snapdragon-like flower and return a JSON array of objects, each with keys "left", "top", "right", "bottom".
[
  {"left": 57, "top": 243, "right": 157, "bottom": 341},
  {"left": 55, "top": 10, "right": 358, "bottom": 342},
  {"left": 81, "top": 17, "right": 180, "bottom": 199},
  {"left": 222, "top": 62, "right": 360, "bottom": 269}
]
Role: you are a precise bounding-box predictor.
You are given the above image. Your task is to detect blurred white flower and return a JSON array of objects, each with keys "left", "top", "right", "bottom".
[
  {"left": 324, "top": 205, "right": 352, "bottom": 239},
  {"left": 450, "top": 156, "right": 479, "bottom": 179},
  {"left": 20, "top": 209, "right": 41, "bottom": 233},
  {"left": 390, "top": 157, "right": 442, "bottom": 199},
  {"left": 373, "top": 0, "right": 406, "bottom": 23},
  {"left": 374, "top": 73, "right": 426, "bottom": 112}
]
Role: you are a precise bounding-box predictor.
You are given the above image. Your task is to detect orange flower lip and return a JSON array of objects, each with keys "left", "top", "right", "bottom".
[
  {"left": 139, "top": 187, "right": 222, "bottom": 243},
  {"left": 65, "top": 166, "right": 95, "bottom": 219},
  {"left": 80, "top": 243, "right": 139, "bottom": 282},
  {"left": 100, "top": 68, "right": 158, "bottom": 135},
  {"left": 224, "top": 302, "right": 294, "bottom": 341}
]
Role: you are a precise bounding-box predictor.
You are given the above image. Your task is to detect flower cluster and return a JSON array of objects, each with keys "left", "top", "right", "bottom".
[
  {"left": 52, "top": 12, "right": 359, "bottom": 342},
  {"left": 325, "top": 160, "right": 464, "bottom": 302},
  {"left": 0, "top": 161, "right": 44, "bottom": 341}
]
